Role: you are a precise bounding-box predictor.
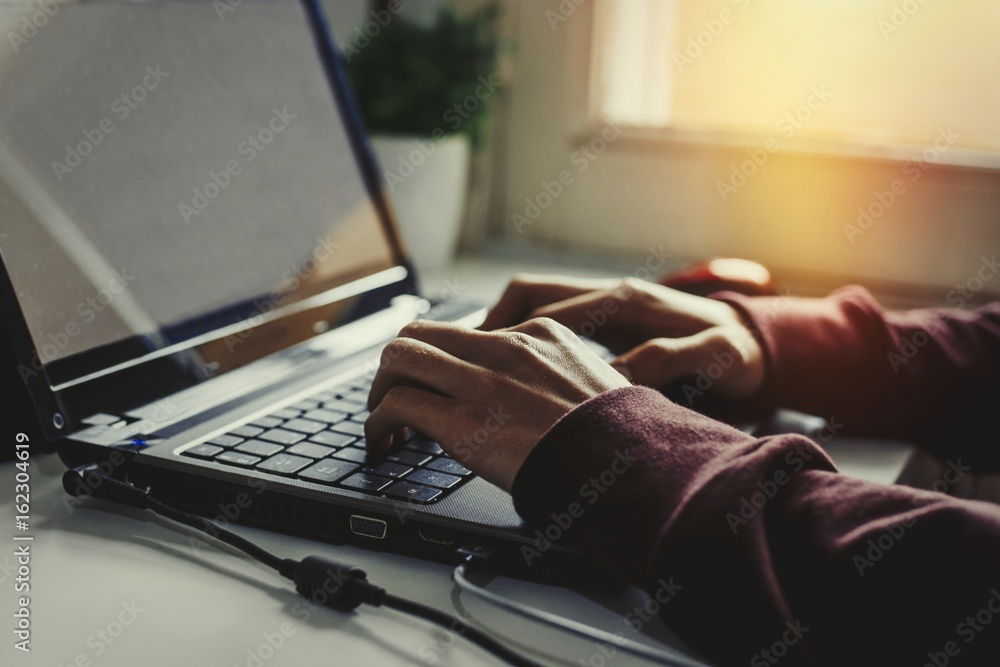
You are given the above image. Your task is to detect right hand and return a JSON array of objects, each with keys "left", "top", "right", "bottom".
[{"left": 481, "top": 274, "right": 766, "bottom": 399}]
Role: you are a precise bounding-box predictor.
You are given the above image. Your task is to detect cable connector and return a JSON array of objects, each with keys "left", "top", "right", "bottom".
[
  {"left": 456, "top": 544, "right": 494, "bottom": 568},
  {"left": 285, "top": 556, "right": 386, "bottom": 612}
]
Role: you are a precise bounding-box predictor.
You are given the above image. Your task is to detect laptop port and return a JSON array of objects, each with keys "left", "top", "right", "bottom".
[
  {"left": 418, "top": 527, "right": 455, "bottom": 546},
  {"left": 349, "top": 515, "right": 387, "bottom": 540}
]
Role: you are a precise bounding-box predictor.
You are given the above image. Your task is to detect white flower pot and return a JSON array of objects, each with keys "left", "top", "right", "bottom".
[{"left": 369, "top": 134, "right": 471, "bottom": 272}]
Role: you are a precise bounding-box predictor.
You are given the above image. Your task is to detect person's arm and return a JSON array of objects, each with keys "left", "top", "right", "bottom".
[
  {"left": 720, "top": 288, "right": 1000, "bottom": 468},
  {"left": 512, "top": 386, "right": 1000, "bottom": 666}
]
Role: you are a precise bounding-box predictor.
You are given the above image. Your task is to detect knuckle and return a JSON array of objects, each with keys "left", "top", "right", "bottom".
[
  {"left": 519, "top": 316, "right": 567, "bottom": 340},
  {"left": 398, "top": 320, "right": 430, "bottom": 338}
]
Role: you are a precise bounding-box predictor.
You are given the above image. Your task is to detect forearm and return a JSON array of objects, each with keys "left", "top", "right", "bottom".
[
  {"left": 718, "top": 288, "right": 1000, "bottom": 468},
  {"left": 512, "top": 387, "right": 1000, "bottom": 666}
]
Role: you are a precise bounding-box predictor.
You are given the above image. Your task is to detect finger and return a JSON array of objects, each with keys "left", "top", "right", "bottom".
[
  {"left": 396, "top": 319, "right": 496, "bottom": 363},
  {"left": 480, "top": 274, "right": 612, "bottom": 330},
  {"left": 368, "top": 336, "right": 474, "bottom": 409},
  {"left": 527, "top": 288, "right": 628, "bottom": 340},
  {"left": 612, "top": 331, "right": 723, "bottom": 389},
  {"left": 365, "top": 385, "right": 453, "bottom": 455}
]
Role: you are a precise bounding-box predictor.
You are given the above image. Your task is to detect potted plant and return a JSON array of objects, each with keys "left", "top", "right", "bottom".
[{"left": 344, "top": 3, "right": 500, "bottom": 271}]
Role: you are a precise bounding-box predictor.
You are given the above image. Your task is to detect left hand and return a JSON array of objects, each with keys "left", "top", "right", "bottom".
[{"left": 364, "top": 318, "right": 630, "bottom": 491}]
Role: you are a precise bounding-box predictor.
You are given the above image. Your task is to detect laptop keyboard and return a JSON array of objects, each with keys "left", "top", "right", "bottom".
[{"left": 181, "top": 372, "right": 472, "bottom": 504}]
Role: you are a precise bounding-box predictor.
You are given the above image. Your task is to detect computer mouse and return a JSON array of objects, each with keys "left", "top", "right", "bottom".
[{"left": 660, "top": 257, "right": 777, "bottom": 297}]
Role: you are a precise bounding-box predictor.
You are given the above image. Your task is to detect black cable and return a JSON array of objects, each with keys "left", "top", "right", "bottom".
[
  {"left": 62, "top": 469, "right": 542, "bottom": 667},
  {"left": 379, "top": 593, "right": 542, "bottom": 667}
]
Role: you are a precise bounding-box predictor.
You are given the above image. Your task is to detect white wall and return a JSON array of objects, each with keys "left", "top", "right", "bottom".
[{"left": 496, "top": 0, "right": 1000, "bottom": 299}]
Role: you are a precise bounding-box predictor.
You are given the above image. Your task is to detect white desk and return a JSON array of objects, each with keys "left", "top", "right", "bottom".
[{"left": 1, "top": 252, "right": 914, "bottom": 667}]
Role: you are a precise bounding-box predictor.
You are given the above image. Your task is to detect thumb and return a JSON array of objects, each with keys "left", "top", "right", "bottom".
[
  {"left": 611, "top": 327, "right": 752, "bottom": 395},
  {"left": 612, "top": 332, "right": 720, "bottom": 389}
]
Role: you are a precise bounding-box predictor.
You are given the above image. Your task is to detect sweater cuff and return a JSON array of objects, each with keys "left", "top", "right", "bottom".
[
  {"left": 713, "top": 287, "right": 889, "bottom": 404},
  {"left": 510, "top": 385, "right": 757, "bottom": 580}
]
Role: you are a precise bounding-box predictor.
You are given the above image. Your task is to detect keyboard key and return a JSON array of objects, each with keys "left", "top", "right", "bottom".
[
  {"left": 271, "top": 407, "right": 301, "bottom": 420},
  {"left": 404, "top": 439, "right": 444, "bottom": 455},
  {"left": 304, "top": 408, "right": 350, "bottom": 424},
  {"left": 363, "top": 461, "right": 413, "bottom": 479},
  {"left": 291, "top": 398, "right": 321, "bottom": 411},
  {"left": 287, "top": 442, "right": 336, "bottom": 459},
  {"left": 258, "top": 428, "right": 306, "bottom": 446},
  {"left": 298, "top": 459, "right": 359, "bottom": 484},
  {"left": 314, "top": 390, "right": 338, "bottom": 402},
  {"left": 324, "top": 399, "right": 365, "bottom": 415},
  {"left": 348, "top": 410, "right": 370, "bottom": 423},
  {"left": 330, "top": 421, "right": 366, "bottom": 437},
  {"left": 231, "top": 425, "right": 264, "bottom": 438},
  {"left": 257, "top": 453, "right": 312, "bottom": 476},
  {"left": 249, "top": 416, "right": 283, "bottom": 429},
  {"left": 425, "top": 457, "right": 472, "bottom": 476},
  {"left": 206, "top": 434, "right": 243, "bottom": 448},
  {"left": 336, "top": 392, "right": 367, "bottom": 406},
  {"left": 281, "top": 418, "right": 326, "bottom": 435},
  {"left": 340, "top": 472, "right": 393, "bottom": 493},
  {"left": 309, "top": 431, "right": 356, "bottom": 448},
  {"left": 405, "top": 469, "right": 462, "bottom": 489},
  {"left": 235, "top": 440, "right": 285, "bottom": 457},
  {"left": 216, "top": 451, "right": 262, "bottom": 467},
  {"left": 384, "top": 482, "right": 442, "bottom": 503},
  {"left": 385, "top": 450, "right": 432, "bottom": 467},
  {"left": 331, "top": 447, "right": 368, "bottom": 464},
  {"left": 184, "top": 443, "right": 224, "bottom": 459}
]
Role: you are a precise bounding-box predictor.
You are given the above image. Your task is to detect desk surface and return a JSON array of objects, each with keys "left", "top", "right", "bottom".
[{"left": 1, "top": 252, "right": 914, "bottom": 667}]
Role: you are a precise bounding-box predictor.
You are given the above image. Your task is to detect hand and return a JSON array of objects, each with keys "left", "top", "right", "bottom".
[
  {"left": 482, "top": 274, "right": 765, "bottom": 398},
  {"left": 364, "top": 318, "right": 630, "bottom": 491}
]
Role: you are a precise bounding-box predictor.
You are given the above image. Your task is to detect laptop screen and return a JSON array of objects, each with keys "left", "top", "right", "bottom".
[{"left": 0, "top": 0, "right": 411, "bottom": 397}]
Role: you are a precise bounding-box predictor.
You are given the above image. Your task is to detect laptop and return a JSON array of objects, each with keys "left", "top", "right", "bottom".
[{"left": 0, "top": 0, "right": 591, "bottom": 580}]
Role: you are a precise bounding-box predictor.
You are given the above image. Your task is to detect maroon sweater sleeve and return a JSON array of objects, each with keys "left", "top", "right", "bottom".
[
  {"left": 717, "top": 288, "right": 1000, "bottom": 469},
  {"left": 511, "top": 387, "right": 1000, "bottom": 666}
]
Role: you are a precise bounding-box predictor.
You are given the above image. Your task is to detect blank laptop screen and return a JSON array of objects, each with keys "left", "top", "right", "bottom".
[{"left": 0, "top": 0, "right": 405, "bottom": 388}]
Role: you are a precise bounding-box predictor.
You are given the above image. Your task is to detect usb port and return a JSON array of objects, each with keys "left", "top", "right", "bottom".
[{"left": 349, "top": 515, "right": 387, "bottom": 540}]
